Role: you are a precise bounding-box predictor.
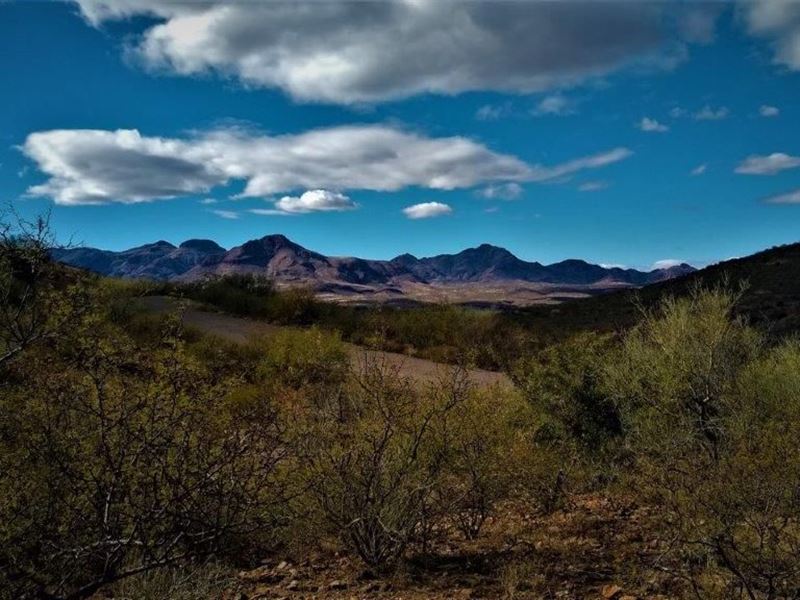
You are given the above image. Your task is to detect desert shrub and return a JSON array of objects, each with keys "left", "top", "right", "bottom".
[
  {"left": 286, "top": 356, "right": 467, "bottom": 569},
  {"left": 608, "top": 285, "right": 761, "bottom": 462},
  {"left": 509, "top": 331, "right": 622, "bottom": 511},
  {"left": 0, "top": 313, "right": 286, "bottom": 599},
  {"left": 434, "top": 383, "right": 533, "bottom": 539},
  {"left": 184, "top": 274, "right": 278, "bottom": 319},
  {"left": 511, "top": 331, "right": 621, "bottom": 457},
  {"left": 249, "top": 327, "right": 350, "bottom": 390},
  {"left": 0, "top": 211, "right": 90, "bottom": 370},
  {"left": 610, "top": 286, "right": 800, "bottom": 598}
]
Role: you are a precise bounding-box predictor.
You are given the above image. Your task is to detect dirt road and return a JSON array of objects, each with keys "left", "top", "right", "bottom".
[{"left": 139, "top": 296, "right": 511, "bottom": 387}]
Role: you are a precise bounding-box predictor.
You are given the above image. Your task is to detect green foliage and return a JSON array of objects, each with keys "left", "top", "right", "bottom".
[
  {"left": 0, "top": 211, "right": 91, "bottom": 369},
  {"left": 168, "top": 275, "right": 527, "bottom": 370},
  {"left": 608, "top": 285, "right": 761, "bottom": 461},
  {"left": 0, "top": 293, "right": 285, "bottom": 598},
  {"left": 434, "top": 383, "right": 535, "bottom": 539},
  {"left": 609, "top": 286, "right": 800, "bottom": 599},
  {"left": 249, "top": 327, "right": 350, "bottom": 390},
  {"left": 5, "top": 211, "right": 800, "bottom": 598},
  {"left": 512, "top": 331, "right": 621, "bottom": 457},
  {"left": 285, "top": 359, "right": 468, "bottom": 568}
]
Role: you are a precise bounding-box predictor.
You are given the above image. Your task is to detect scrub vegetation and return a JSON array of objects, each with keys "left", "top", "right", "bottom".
[{"left": 2, "top": 214, "right": 800, "bottom": 599}]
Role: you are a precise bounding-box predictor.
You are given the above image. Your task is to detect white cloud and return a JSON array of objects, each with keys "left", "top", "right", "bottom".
[
  {"left": 74, "top": 0, "right": 683, "bottom": 104},
  {"left": 669, "top": 106, "right": 687, "bottom": 118},
  {"left": 530, "top": 147, "right": 633, "bottom": 181},
  {"left": 763, "top": 188, "right": 800, "bottom": 204},
  {"left": 272, "top": 189, "right": 357, "bottom": 214},
  {"left": 739, "top": 0, "right": 800, "bottom": 71},
  {"left": 402, "top": 202, "right": 453, "bottom": 220},
  {"left": 693, "top": 105, "right": 730, "bottom": 120},
  {"left": 691, "top": 164, "right": 707, "bottom": 176},
  {"left": 760, "top": 104, "right": 780, "bottom": 117},
  {"left": 652, "top": 259, "right": 684, "bottom": 270},
  {"left": 600, "top": 263, "right": 627, "bottom": 269},
  {"left": 248, "top": 209, "right": 294, "bottom": 217},
  {"left": 475, "top": 104, "right": 511, "bottom": 121},
  {"left": 533, "top": 95, "right": 576, "bottom": 117},
  {"left": 199, "top": 197, "right": 218, "bottom": 205},
  {"left": 638, "top": 117, "right": 669, "bottom": 132},
  {"left": 578, "top": 180, "right": 609, "bottom": 192},
  {"left": 478, "top": 183, "right": 523, "bottom": 200},
  {"left": 23, "top": 129, "right": 224, "bottom": 205},
  {"left": 23, "top": 127, "right": 632, "bottom": 205},
  {"left": 735, "top": 152, "right": 800, "bottom": 175},
  {"left": 211, "top": 209, "right": 238, "bottom": 220}
]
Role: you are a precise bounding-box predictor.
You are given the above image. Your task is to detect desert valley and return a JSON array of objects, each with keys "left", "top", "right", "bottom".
[{"left": 3, "top": 1, "right": 800, "bottom": 599}]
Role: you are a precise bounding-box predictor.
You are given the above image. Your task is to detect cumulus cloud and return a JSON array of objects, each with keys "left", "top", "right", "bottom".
[
  {"left": 478, "top": 183, "right": 523, "bottom": 200},
  {"left": 694, "top": 105, "right": 730, "bottom": 120},
  {"left": 763, "top": 188, "right": 800, "bottom": 204},
  {"left": 272, "top": 189, "right": 357, "bottom": 214},
  {"left": 23, "top": 129, "right": 224, "bottom": 205},
  {"left": 73, "top": 0, "right": 685, "bottom": 104},
  {"left": 638, "top": 117, "right": 669, "bottom": 132},
  {"left": 735, "top": 152, "right": 800, "bottom": 175},
  {"left": 22, "top": 126, "right": 632, "bottom": 205},
  {"left": 760, "top": 104, "right": 780, "bottom": 117},
  {"left": 403, "top": 202, "right": 453, "bottom": 220},
  {"left": 691, "top": 164, "right": 708, "bottom": 176},
  {"left": 739, "top": 0, "right": 800, "bottom": 71},
  {"left": 533, "top": 95, "right": 576, "bottom": 117}
]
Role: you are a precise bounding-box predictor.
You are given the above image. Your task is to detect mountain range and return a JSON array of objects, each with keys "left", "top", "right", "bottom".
[{"left": 52, "top": 234, "right": 696, "bottom": 304}]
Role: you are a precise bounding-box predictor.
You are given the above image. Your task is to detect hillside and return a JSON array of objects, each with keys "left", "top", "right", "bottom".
[
  {"left": 518, "top": 241, "right": 800, "bottom": 339},
  {"left": 52, "top": 234, "right": 695, "bottom": 305}
]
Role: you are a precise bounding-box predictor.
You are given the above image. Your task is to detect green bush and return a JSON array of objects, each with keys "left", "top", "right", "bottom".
[
  {"left": 0, "top": 313, "right": 286, "bottom": 599},
  {"left": 609, "top": 286, "right": 800, "bottom": 599},
  {"left": 285, "top": 358, "right": 468, "bottom": 568}
]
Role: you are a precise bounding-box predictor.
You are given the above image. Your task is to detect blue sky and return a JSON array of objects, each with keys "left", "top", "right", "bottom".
[{"left": 2, "top": 1, "right": 800, "bottom": 270}]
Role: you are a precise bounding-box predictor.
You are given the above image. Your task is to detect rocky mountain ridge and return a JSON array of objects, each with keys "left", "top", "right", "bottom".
[{"left": 52, "top": 234, "right": 696, "bottom": 299}]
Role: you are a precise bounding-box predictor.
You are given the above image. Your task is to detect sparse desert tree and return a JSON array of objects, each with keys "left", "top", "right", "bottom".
[
  {"left": 0, "top": 312, "right": 286, "bottom": 599},
  {"left": 287, "top": 354, "right": 467, "bottom": 568},
  {"left": 434, "top": 383, "right": 532, "bottom": 539},
  {"left": 510, "top": 331, "right": 622, "bottom": 511},
  {"left": 609, "top": 286, "right": 800, "bottom": 598},
  {"left": 0, "top": 209, "right": 89, "bottom": 369}
]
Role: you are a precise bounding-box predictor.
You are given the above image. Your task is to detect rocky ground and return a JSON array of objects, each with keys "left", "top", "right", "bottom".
[{"left": 222, "top": 495, "right": 687, "bottom": 600}]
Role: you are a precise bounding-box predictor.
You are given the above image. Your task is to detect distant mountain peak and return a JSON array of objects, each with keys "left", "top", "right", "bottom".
[
  {"left": 471, "top": 243, "right": 514, "bottom": 255},
  {"left": 257, "top": 233, "right": 292, "bottom": 245},
  {"left": 179, "top": 239, "right": 225, "bottom": 252},
  {"left": 52, "top": 234, "right": 697, "bottom": 296}
]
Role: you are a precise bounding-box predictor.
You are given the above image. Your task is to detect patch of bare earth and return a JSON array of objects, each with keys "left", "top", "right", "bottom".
[
  {"left": 139, "top": 296, "right": 510, "bottom": 387},
  {"left": 228, "top": 495, "right": 688, "bottom": 600}
]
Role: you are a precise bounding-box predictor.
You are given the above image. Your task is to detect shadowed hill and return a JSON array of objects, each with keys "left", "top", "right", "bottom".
[{"left": 518, "top": 241, "right": 800, "bottom": 339}]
